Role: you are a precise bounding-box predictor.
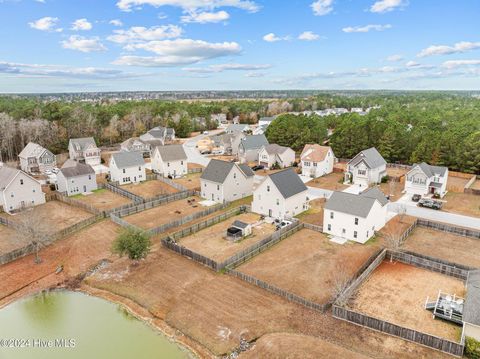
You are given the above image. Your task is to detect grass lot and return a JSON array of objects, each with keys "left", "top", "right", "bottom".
[
  {"left": 378, "top": 181, "right": 404, "bottom": 202},
  {"left": 350, "top": 261, "right": 465, "bottom": 342},
  {"left": 124, "top": 196, "right": 205, "bottom": 230},
  {"left": 0, "top": 201, "right": 91, "bottom": 232},
  {"left": 173, "top": 172, "right": 202, "bottom": 190},
  {"left": 295, "top": 198, "right": 325, "bottom": 226},
  {"left": 74, "top": 188, "right": 132, "bottom": 211},
  {"left": 307, "top": 172, "right": 348, "bottom": 191},
  {"left": 187, "top": 163, "right": 204, "bottom": 171},
  {"left": 238, "top": 229, "right": 383, "bottom": 304},
  {"left": 0, "top": 224, "right": 22, "bottom": 255},
  {"left": 442, "top": 192, "right": 480, "bottom": 218},
  {"left": 471, "top": 179, "right": 480, "bottom": 190},
  {"left": 122, "top": 180, "right": 178, "bottom": 199},
  {"left": 447, "top": 176, "right": 472, "bottom": 193},
  {"left": 386, "top": 167, "right": 409, "bottom": 179},
  {"left": 402, "top": 227, "right": 480, "bottom": 268},
  {"left": 178, "top": 212, "right": 275, "bottom": 262}
]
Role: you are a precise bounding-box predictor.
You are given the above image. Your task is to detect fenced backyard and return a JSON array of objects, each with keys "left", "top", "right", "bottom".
[
  {"left": 102, "top": 182, "right": 144, "bottom": 204},
  {"left": 416, "top": 219, "right": 480, "bottom": 239}
]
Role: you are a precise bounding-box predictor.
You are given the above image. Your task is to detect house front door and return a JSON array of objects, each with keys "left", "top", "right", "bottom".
[
  {"left": 430, "top": 187, "right": 435, "bottom": 194},
  {"left": 212, "top": 193, "right": 214, "bottom": 201},
  {"left": 83, "top": 185, "right": 87, "bottom": 192},
  {"left": 268, "top": 209, "right": 272, "bottom": 217},
  {"left": 134, "top": 176, "right": 137, "bottom": 182}
]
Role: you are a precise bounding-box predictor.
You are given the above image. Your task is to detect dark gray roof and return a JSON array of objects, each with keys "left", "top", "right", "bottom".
[
  {"left": 238, "top": 164, "right": 254, "bottom": 177},
  {"left": 148, "top": 128, "right": 166, "bottom": 139},
  {"left": 201, "top": 159, "right": 235, "bottom": 183},
  {"left": 464, "top": 270, "right": 480, "bottom": 326},
  {"left": 156, "top": 144, "right": 187, "bottom": 161},
  {"left": 240, "top": 134, "right": 269, "bottom": 151},
  {"left": 0, "top": 166, "right": 20, "bottom": 190},
  {"left": 360, "top": 187, "right": 388, "bottom": 206},
  {"left": 111, "top": 151, "right": 145, "bottom": 168},
  {"left": 417, "top": 162, "right": 448, "bottom": 178},
  {"left": 269, "top": 169, "right": 307, "bottom": 199},
  {"left": 429, "top": 182, "right": 443, "bottom": 188},
  {"left": 232, "top": 220, "right": 249, "bottom": 229},
  {"left": 60, "top": 162, "right": 95, "bottom": 178},
  {"left": 70, "top": 137, "right": 97, "bottom": 151},
  {"left": 348, "top": 147, "right": 386, "bottom": 169},
  {"left": 325, "top": 191, "right": 378, "bottom": 218},
  {"left": 226, "top": 124, "right": 249, "bottom": 133}
]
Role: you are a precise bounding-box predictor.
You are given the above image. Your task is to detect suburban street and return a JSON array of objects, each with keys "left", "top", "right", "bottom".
[{"left": 183, "top": 129, "right": 223, "bottom": 166}]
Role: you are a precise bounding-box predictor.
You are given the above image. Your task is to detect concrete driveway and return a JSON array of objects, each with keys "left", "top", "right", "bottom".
[{"left": 183, "top": 129, "right": 223, "bottom": 166}]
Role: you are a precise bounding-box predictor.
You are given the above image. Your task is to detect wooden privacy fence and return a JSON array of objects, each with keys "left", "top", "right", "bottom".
[
  {"left": 303, "top": 222, "right": 323, "bottom": 233},
  {"left": 102, "top": 183, "right": 144, "bottom": 203},
  {"left": 154, "top": 174, "right": 188, "bottom": 192},
  {"left": 188, "top": 167, "right": 203, "bottom": 174},
  {"left": 332, "top": 306, "right": 464, "bottom": 357},
  {"left": 110, "top": 213, "right": 144, "bottom": 232},
  {"left": 464, "top": 175, "right": 479, "bottom": 195},
  {"left": 47, "top": 192, "right": 102, "bottom": 215},
  {"left": 416, "top": 219, "right": 480, "bottom": 239},
  {"left": 162, "top": 240, "right": 220, "bottom": 271}
]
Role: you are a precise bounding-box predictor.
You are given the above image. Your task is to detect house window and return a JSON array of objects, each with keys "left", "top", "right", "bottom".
[
  {"left": 304, "top": 162, "right": 310, "bottom": 167},
  {"left": 139, "top": 166, "right": 142, "bottom": 170},
  {"left": 327, "top": 224, "right": 331, "bottom": 231},
  {"left": 313, "top": 163, "right": 317, "bottom": 167},
  {"left": 217, "top": 185, "right": 220, "bottom": 190},
  {"left": 123, "top": 169, "right": 126, "bottom": 174},
  {"left": 354, "top": 231, "right": 358, "bottom": 239},
  {"left": 354, "top": 218, "right": 359, "bottom": 225},
  {"left": 10, "top": 193, "right": 14, "bottom": 197},
  {"left": 88, "top": 175, "right": 91, "bottom": 180},
  {"left": 181, "top": 161, "right": 183, "bottom": 165},
  {"left": 20, "top": 179, "right": 24, "bottom": 185},
  {"left": 234, "top": 173, "right": 236, "bottom": 179},
  {"left": 204, "top": 183, "right": 206, "bottom": 187},
  {"left": 358, "top": 169, "right": 367, "bottom": 175},
  {"left": 276, "top": 199, "right": 279, "bottom": 205},
  {"left": 367, "top": 231, "right": 369, "bottom": 237},
  {"left": 167, "top": 163, "right": 170, "bottom": 167},
  {"left": 267, "top": 185, "right": 270, "bottom": 192},
  {"left": 330, "top": 212, "right": 334, "bottom": 219}
]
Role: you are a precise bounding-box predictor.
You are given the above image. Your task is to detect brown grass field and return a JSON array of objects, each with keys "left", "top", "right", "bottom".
[
  {"left": 173, "top": 172, "right": 202, "bottom": 190},
  {"left": 124, "top": 196, "right": 204, "bottom": 230},
  {"left": 442, "top": 192, "right": 480, "bottom": 218},
  {"left": 0, "top": 224, "right": 22, "bottom": 254},
  {"left": 187, "top": 162, "right": 204, "bottom": 171},
  {"left": 402, "top": 227, "right": 480, "bottom": 268},
  {"left": 295, "top": 198, "right": 325, "bottom": 226},
  {"left": 386, "top": 167, "right": 409, "bottom": 179},
  {"left": 447, "top": 176, "right": 472, "bottom": 193},
  {"left": 178, "top": 212, "right": 275, "bottom": 262},
  {"left": 471, "top": 179, "right": 480, "bottom": 190},
  {"left": 351, "top": 261, "right": 465, "bottom": 341},
  {"left": 122, "top": 180, "right": 178, "bottom": 199},
  {"left": 379, "top": 181, "right": 404, "bottom": 202},
  {"left": 74, "top": 189, "right": 132, "bottom": 211},
  {"left": 307, "top": 172, "right": 348, "bottom": 191},
  {"left": 238, "top": 229, "right": 383, "bottom": 304},
  {"left": 0, "top": 201, "right": 91, "bottom": 232}
]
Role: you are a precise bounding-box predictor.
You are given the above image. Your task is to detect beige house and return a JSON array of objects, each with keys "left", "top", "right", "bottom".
[
  {"left": 300, "top": 144, "right": 335, "bottom": 178},
  {"left": 18, "top": 142, "right": 56, "bottom": 174},
  {"left": 258, "top": 144, "right": 295, "bottom": 169}
]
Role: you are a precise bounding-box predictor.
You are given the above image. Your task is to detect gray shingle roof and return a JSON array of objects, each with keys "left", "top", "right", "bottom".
[
  {"left": 232, "top": 220, "right": 249, "bottom": 229},
  {"left": 240, "top": 134, "right": 269, "bottom": 151},
  {"left": 60, "top": 162, "right": 95, "bottom": 178},
  {"left": 156, "top": 144, "right": 187, "bottom": 162},
  {"left": 360, "top": 187, "right": 388, "bottom": 206},
  {"left": 238, "top": 164, "right": 254, "bottom": 177},
  {"left": 201, "top": 159, "right": 235, "bottom": 183},
  {"left": 226, "top": 124, "right": 249, "bottom": 133},
  {"left": 269, "top": 169, "right": 307, "bottom": 199},
  {"left": 18, "top": 142, "right": 52, "bottom": 159},
  {"left": 348, "top": 147, "right": 386, "bottom": 169},
  {"left": 263, "top": 144, "right": 289, "bottom": 155},
  {"left": 70, "top": 137, "right": 97, "bottom": 151},
  {"left": 0, "top": 166, "right": 20, "bottom": 190},
  {"left": 325, "top": 191, "right": 378, "bottom": 218},
  {"left": 464, "top": 270, "right": 480, "bottom": 326},
  {"left": 417, "top": 162, "right": 448, "bottom": 178},
  {"left": 111, "top": 151, "right": 145, "bottom": 168}
]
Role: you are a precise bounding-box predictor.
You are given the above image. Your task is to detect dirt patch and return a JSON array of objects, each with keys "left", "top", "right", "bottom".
[
  {"left": 240, "top": 333, "right": 370, "bottom": 359},
  {"left": 122, "top": 180, "right": 179, "bottom": 199},
  {"left": 378, "top": 181, "right": 404, "bottom": 202},
  {"left": 471, "top": 179, "right": 480, "bottom": 190},
  {"left": 447, "top": 176, "right": 471, "bottom": 193},
  {"left": 296, "top": 198, "right": 325, "bottom": 226},
  {"left": 0, "top": 201, "right": 92, "bottom": 231},
  {"left": 442, "top": 192, "right": 480, "bottom": 218},
  {"left": 75, "top": 189, "right": 132, "bottom": 211},
  {"left": 0, "top": 224, "right": 22, "bottom": 255},
  {"left": 403, "top": 227, "right": 480, "bottom": 268},
  {"left": 124, "top": 196, "right": 205, "bottom": 230},
  {"left": 387, "top": 167, "right": 409, "bottom": 179},
  {"left": 238, "top": 229, "right": 383, "bottom": 304},
  {"left": 307, "top": 172, "right": 348, "bottom": 191},
  {"left": 350, "top": 261, "right": 465, "bottom": 342},
  {"left": 178, "top": 213, "right": 275, "bottom": 262},
  {"left": 378, "top": 215, "right": 416, "bottom": 237},
  {"left": 173, "top": 172, "right": 202, "bottom": 190}
]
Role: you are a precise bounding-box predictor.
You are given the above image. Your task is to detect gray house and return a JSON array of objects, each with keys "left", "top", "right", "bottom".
[
  {"left": 238, "top": 134, "right": 269, "bottom": 163},
  {"left": 56, "top": 162, "right": 97, "bottom": 196},
  {"left": 18, "top": 142, "right": 56, "bottom": 174},
  {"left": 140, "top": 126, "right": 175, "bottom": 146},
  {"left": 69, "top": 137, "right": 101, "bottom": 166}
]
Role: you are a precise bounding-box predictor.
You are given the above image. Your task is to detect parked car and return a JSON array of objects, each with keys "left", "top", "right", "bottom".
[
  {"left": 412, "top": 194, "right": 421, "bottom": 202},
  {"left": 251, "top": 165, "right": 265, "bottom": 171},
  {"left": 203, "top": 131, "right": 209, "bottom": 135},
  {"left": 276, "top": 220, "right": 293, "bottom": 230},
  {"left": 418, "top": 198, "right": 443, "bottom": 210},
  {"left": 52, "top": 167, "right": 59, "bottom": 174},
  {"left": 200, "top": 149, "right": 211, "bottom": 155}
]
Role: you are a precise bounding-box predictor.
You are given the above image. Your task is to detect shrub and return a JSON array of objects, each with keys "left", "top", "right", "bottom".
[
  {"left": 112, "top": 228, "right": 151, "bottom": 260},
  {"left": 381, "top": 175, "right": 389, "bottom": 183},
  {"left": 466, "top": 337, "right": 480, "bottom": 359}
]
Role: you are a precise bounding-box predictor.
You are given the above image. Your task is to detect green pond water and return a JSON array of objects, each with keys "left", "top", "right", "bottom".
[{"left": 0, "top": 290, "right": 191, "bottom": 359}]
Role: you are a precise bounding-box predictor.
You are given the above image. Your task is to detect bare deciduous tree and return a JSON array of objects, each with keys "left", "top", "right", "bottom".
[
  {"left": 389, "top": 179, "right": 397, "bottom": 198},
  {"left": 329, "top": 263, "right": 351, "bottom": 306},
  {"left": 397, "top": 204, "right": 407, "bottom": 223},
  {"left": 384, "top": 232, "right": 402, "bottom": 262}
]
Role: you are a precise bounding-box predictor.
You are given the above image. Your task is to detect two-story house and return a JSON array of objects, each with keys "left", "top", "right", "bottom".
[
  {"left": 68, "top": 137, "right": 101, "bottom": 166},
  {"left": 258, "top": 144, "right": 295, "bottom": 169},
  {"left": 252, "top": 169, "right": 308, "bottom": 219},
  {"left": 345, "top": 147, "right": 387, "bottom": 187},
  {"left": 56, "top": 162, "right": 97, "bottom": 196},
  {"left": 323, "top": 187, "right": 388, "bottom": 243},
  {"left": 238, "top": 134, "right": 269, "bottom": 164},
  {"left": 404, "top": 162, "right": 449, "bottom": 197},
  {"left": 151, "top": 144, "right": 188, "bottom": 178},
  {"left": 120, "top": 137, "right": 153, "bottom": 156},
  {"left": 0, "top": 166, "right": 45, "bottom": 214},
  {"left": 139, "top": 126, "right": 175, "bottom": 146},
  {"left": 200, "top": 159, "right": 254, "bottom": 203},
  {"left": 300, "top": 144, "right": 335, "bottom": 178},
  {"left": 18, "top": 142, "right": 56, "bottom": 174},
  {"left": 109, "top": 152, "right": 146, "bottom": 185}
]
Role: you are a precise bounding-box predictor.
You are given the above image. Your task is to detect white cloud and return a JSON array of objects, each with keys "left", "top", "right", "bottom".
[
  {"left": 113, "top": 39, "right": 241, "bottom": 67},
  {"left": 28, "top": 17, "right": 62, "bottom": 32},
  {"left": 370, "top": 0, "right": 407, "bottom": 13},
  {"left": 34, "top": 0, "right": 46, "bottom": 3},
  {"left": 116, "top": 0, "right": 260, "bottom": 13},
  {"left": 298, "top": 31, "right": 320, "bottom": 41},
  {"left": 311, "top": 0, "right": 333, "bottom": 16},
  {"left": 61, "top": 35, "right": 107, "bottom": 53},
  {"left": 417, "top": 41, "right": 480, "bottom": 58},
  {"left": 263, "top": 33, "right": 289, "bottom": 42},
  {"left": 181, "top": 10, "right": 229, "bottom": 23},
  {"left": 386, "top": 54, "right": 403, "bottom": 62},
  {"left": 245, "top": 72, "right": 265, "bottom": 77},
  {"left": 109, "top": 19, "right": 123, "bottom": 26},
  {"left": 183, "top": 63, "right": 271, "bottom": 73},
  {"left": 342, "top": 24, "right": 391, "bottom": 33},
  {"left": 442, "top": 60, "right": 480, "bottom": 69},
  {"left": 71, "top": 18, "right": 92, "bottom": 31},
  {"left": 107, "top": 25, "right": 183, "bottom": 44}
]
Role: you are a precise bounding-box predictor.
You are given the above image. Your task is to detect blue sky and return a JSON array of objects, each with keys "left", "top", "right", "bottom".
[{"left": 0, "top": 0, "right": 479, "bottom": 92}]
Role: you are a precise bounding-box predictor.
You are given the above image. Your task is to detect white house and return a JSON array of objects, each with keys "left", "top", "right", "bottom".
[
  {"left": 404, "top": 162, "right": 449, "bottom": 197},
  {"left": 139, "top": 126, "right": 175, "bottom": 146},
  {"left": 258, "top": 117, "right": 276, "bottom": 127},
  {"left": 0, "top": 166, "right": 45, "bottom": 214},
  {"left": 211, "top": 132, "right": 245, "bottom": 155},
  {"left": 345, "top": 147, "right": 387, "bottom": 187},
  {"left": 252, "top": 169, "right": 308, "bottom": 219},
  {"left": 225, "top": 124, "right": 250, "bottom": 134},
  {"left": 151, "top": 144, "right": 187, "bottom": 178},
  {"left": 462, "top": 270, "right": 480, "bottom": 343},
  {"left": 109, "top": 152, "right": 146, "bottom": 185},
  {"left": 238, "top": 134, "right": 269, "bottom": 164},
  {"left": 258, "top": 144, "right": 295, "bottom": 169},
  {"left": 18, "top": 142, "right": 56, "bottom": 174},
  {"left": 200, "top": 159, "right": 254, "bottom": 204},
  {"left": 300, "top": 144, "right": 335, "bottom": 178},
  {"left": 323, "top": 187, "right": 388, "bottom": 244},
  {"left": 69, "top": 137, "right": 101, "bottom": 166},
  {"left": 56, "top": 162, "right": 97, "bottom": 196},
  {"left": 120, "top": 137, "right": 152, "bottom": 156}
]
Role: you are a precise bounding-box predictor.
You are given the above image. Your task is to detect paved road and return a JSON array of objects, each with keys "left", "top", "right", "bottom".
[
  {"left": 307, "top": 187, "right": 333, "bottom": 200},
  {"left": 388, "top": 201, "right": 480, "bottom": 230},
  {"left": 183, "top": 130, "right": 223, "bottom": 166}
]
